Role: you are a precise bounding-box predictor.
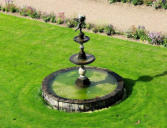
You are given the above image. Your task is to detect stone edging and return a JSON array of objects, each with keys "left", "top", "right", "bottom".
[{"left": 42, "top": 66, "right": 124, "bottom": 112}]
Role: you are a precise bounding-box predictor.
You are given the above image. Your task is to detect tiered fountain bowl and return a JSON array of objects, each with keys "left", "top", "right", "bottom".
[{"left": 42, "top": 16, "right": 124, "bottom": 112}]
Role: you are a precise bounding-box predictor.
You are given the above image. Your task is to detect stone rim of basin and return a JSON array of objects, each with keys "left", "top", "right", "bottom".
[{"left": 42, "top": 66, "right": 124, "bottom": 104}]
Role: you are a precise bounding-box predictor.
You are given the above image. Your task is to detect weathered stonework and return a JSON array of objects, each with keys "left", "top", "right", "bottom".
[{"left": 42, "top": 67, "right": 124, "bottom": 112}]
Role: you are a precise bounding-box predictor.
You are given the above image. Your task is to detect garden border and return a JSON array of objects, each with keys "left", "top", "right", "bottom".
[{"left": 0, "top": 2, "right": 167, "bottom": 48}]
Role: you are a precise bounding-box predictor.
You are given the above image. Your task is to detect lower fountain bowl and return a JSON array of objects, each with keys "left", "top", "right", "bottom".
[{"left": 42, "top": 67, "right": 124, "bottom": 112}]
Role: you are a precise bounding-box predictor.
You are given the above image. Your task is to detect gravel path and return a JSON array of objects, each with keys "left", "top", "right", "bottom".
[{"left": 1, "top": 0, "right": 167, "bottom": 33}]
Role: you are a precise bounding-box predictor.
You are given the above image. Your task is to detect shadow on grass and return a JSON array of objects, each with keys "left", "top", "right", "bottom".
[{"left": 124, "top": 71, "right": 167, "bottom": 98}]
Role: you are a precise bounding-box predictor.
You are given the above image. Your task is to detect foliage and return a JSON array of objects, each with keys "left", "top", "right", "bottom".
[
  {"left": 97, "top": 25, "right": 105, "bottom": 33},
  {"left": 121, "top": 0, "right": 127, "bottom": 3},
  {"left": 1, "top": 2, "right": 167, "bottom": 47},
  {"left": 163, "top": 37, "right": 167, "bottom": 47},
  {"left": 109, "top": 0, "right": 117, "bottom": 3},
  {"left": 57, "top": 18, "right": 64, "bottom": 24},
  {"left": 66, "top": 18, "right": 77, "bottom": 28},
  {"left": 125, "top": 25, "right": 137, "bottom": 38},
  {"left": 125, "top": 26, "right": 166, "bottom": 46},
  {"left": 148, "top": 32, "right": 164, "bottom": 45},
  {"left": 132, "top": 0, "right": 143, "bottom": 5},
  {"left": 19, "top": 7, "right": 28, "bottom": 16},
  {"left": 152, "top": 0, "right": 162, "bottom": 9},
  {"left": 127, "top": 0, "right": 132, "bottom": 3},
  {"left": 109, "top": 0, "right": 167, "bottom": 9},
  {"left": 144, "top": 0, "right": 154, "bottom": 5},
  {"left": 92, "top": 26, "right": 98, "bottom": 33},
  {"left": 4, "top": 2, "right": 19, "bottom": 13},
  {"left": 2, "top": 7, "right": 6, "bottom": 12},
  {"left": 57, "top": 12, "right": 65, "bottom": 24},
  {"left": 20, "top": 6, "right": 41, "bottom": 19},
  {"left": 28, "top": 8, "right": 41, "bottom": 19},
  {"left": 42, "top": 13, "right": 52, "bottom": 22},
  {"left": 86, "top": 23, "right": 94, "bottom": 30},
  {"left": 136, "top": 26, "right": 148, "bottom": 41},
  {"left": 2, "top": 0, "right": 18, "bottom": 12},
  {"left": 50, "top": 13, "right": 56, "bottom": 23},
  {"left": 104, "top": 25, "right": 115, "bottom": 35},
  {"left": 126, "top": 25, "right": 148, "bottom": 40},
  {"left": 42, "top": 13, "right": 56, "bottom": 23},
  {"left": 161, "top": 1, "right": 167, "bottom": 9}
]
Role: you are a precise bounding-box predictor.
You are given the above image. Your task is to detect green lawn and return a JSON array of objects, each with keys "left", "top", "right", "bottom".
[{"left": 0, "top": 13, "right": 167, "bottom": 128}]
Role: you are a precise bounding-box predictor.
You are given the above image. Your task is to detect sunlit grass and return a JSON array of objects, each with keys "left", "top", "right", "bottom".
[{"left": 0, "top": 13, "right": 167, "bottom": 128}]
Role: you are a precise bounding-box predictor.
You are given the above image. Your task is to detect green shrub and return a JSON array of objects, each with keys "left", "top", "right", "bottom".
[
  {"left": 126, "top": 25, "right": 138, "bottom": 39},
  {"left": 57, "top": 12, "right": 65, "bottom": 24},
  {"left": 20, "top": 7, "right": 28, "bottom": 16},
  {"left": 92, "top": 26, "right": 98, "bottom": 33},
  {"left": 57, "top": 18, "right": 64, "bottom": 24},
  {"left": 29, "top": 10, "right": 41, "bottom": 19},
  {"left": 10, "top": 5, "right": 19, "bottom": 13},
  {"left": 2, "top": 7, "right": 6, "bottom": 12},
  {"left": 97, "top": 25, "right": 105, "bottom": 33},
  {"left": 42, "top": 13, "right": 51, "bottom": 22},
  {"left": 136, "top": 26, "right": 148, "bottom": 41},
  {"left": 109, "top": 0, "right": 167, "bottom": 10},
  {"left": 127, "top": 0, "right": 132, "bottom": 3},
  {"left": 86, "top": 23, "right": 94, "bottom": 30},
  {"left": 56, "top": 12, "right": 65, "bottom": 24},
  {"left": 109, "top": 0, "right": 117, "bottom": 3},
  {"left": 50, "top": 14, "right": 56, "bottom": 23},
  {"left": 126, "top": 26, "right": 148, "bottom": 40},
  {"left": 144, "top": 0, "right": 154, "bottom": 6},
  {"left": 162, "top": 2, "right": 167, "bottom": 9},
  {"left": 3, "top": 6, "right": 9, "bottom": 12},
  {"left": 7, "top": 3, "right": 18, "bottom": 13},
  {"left": 152, "top": 0, "right": 162, "bottom": 9},
  {"left": 132, "top": 0, "right": 138, "bottom": 5},
  {"left": 137, "top": 31, "right": 148, "bottom": 41},
  {"left": 0, "top": 5, "right": 2, "bottom": 11},
  {"left": 163, "top": 37, "right": 167, "bottom": 47},
  {"left": 121, "top": 0, "right": 127, "bottom": 3},
  {"left": 132, "top": 0, "right": 143, "bottom": 5},
  {"left": 66, "top": 18, "right": 77, "bottom": 28},
  {"left": 104, "top": 25, "right": 115, "bottom": 35},
  {"left": 1, "top": 0, "right": 18, "bottom": 13},
  {"left": 31, "top": 11, "right": 41, "bottom": 19},
  {"left": 20, "top": 6, "right": 40, "bottom": 19}
]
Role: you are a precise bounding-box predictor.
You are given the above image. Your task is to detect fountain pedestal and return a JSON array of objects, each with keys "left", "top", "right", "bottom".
[
  {"left": 75, "top": 65, "right": 90, "bottom": 87},
  {"left": 70, "top": 31, "right": 95, "bottom": 88}
]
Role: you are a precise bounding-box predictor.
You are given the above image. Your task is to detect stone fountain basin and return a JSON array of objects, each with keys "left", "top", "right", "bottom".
[{"left": 42, "top": 67, "right": 124, "bottom": 112}]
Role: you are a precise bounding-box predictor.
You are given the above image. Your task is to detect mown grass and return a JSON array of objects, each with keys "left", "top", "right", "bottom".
[{"left": 0, "top": 13, "right": 167, "bottom": 128}]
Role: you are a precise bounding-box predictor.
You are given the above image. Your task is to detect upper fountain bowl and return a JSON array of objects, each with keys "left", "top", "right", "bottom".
[
  {"left": 70, "top": 53, "right": 95, "bottom": 65},
  {"left": 74, "top": 35, "right": 90, "bottom": 44}
]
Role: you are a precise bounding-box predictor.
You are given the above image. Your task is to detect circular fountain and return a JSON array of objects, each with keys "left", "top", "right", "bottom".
[{"left": 42, "top": 16, "right": 124, "bottom": 112}]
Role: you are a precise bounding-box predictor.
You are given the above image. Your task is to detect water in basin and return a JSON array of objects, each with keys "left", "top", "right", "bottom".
[{"left": 50, "top": 68, "right": 118, "bottom": 100}]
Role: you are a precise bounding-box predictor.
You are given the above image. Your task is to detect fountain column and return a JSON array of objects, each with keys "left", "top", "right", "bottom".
[{"left": 70, "top": 16, "right": 95, "bottom": 88}]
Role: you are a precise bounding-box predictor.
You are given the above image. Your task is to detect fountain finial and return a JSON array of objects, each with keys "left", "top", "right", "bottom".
[
  {"left": 75, "top": 15, "right": 86, "bottom": 32},
  {"left": 75, "top": 15, "right": 86, "bottom": 39}
]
